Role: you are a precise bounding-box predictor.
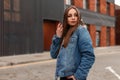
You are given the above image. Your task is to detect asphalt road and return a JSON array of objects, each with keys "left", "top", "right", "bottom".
[
  {"left": 88, "top": 52, "right": 120, "bottom": 80},
  {"left": 0, "top": 51, "right": 120, "bottom": 80}
]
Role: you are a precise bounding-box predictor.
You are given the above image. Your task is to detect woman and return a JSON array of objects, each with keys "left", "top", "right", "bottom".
[{"left": 50, "top": 6, "right": 95, "bottom": 80}]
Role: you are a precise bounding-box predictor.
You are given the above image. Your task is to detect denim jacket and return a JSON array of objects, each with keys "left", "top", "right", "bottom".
[{"left": 50, "top": 25, "right": 95, "bottom": 80}]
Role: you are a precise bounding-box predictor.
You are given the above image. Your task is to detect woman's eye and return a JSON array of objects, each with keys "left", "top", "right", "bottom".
[
  {"left": 67, "top": 15, "right": 72, "bottom": 17},
  {"left": 74, "top": 14, "right": 78, "bottom": 17},
  {"left": 67, "top": 13, "right": 78, "bottom": 18}
]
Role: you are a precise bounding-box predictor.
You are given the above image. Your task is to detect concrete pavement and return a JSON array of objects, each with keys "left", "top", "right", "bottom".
[
  {"left": 0, "top": 52, "right": 51, "bottom": 67},
  {"left": 0, "top": 46, "right": 120, "bottom": 67}
]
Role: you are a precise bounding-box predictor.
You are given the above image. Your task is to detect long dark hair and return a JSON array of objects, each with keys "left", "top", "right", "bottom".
[{"left": 61, "top": 5, "right": 82, "bottom": 47}]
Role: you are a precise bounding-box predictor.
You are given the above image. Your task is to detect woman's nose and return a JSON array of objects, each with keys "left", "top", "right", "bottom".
[{"left": 72, "top": 16, "right": 75, "bottom": 19}]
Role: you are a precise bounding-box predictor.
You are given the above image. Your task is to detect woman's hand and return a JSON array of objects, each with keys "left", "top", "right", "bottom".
[
  {"left": 56, "top": 23, "right": 63, "bottom": 38},
  {"left": 67, "top": 75, "right": 76, "bottom": 80}
]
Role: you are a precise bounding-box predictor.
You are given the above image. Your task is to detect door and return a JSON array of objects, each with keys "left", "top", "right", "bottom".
[{"left": 43, "top": 20, "right": 58, "bottom": 51}]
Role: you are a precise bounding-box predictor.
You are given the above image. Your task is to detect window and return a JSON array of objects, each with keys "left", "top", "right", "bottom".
[
  {"left": 4, "top": 0, "right": 20, "bottom": 22},
  {"left": 83, "top": 0, "right": 89, "bottom": 9},
  {"left": 96, "top": 31, "right": 100, "bottom": 47},
  {"left": 96, "top": 0, "right": 100, "bottom": 12},
  {"left": 95, "top": 0, "right": 97, "bottom": 12},
  {"left": 66, "top": 0, "right": 72, "bottom": 5},
  {"left": 4, "top": 0, "right": 10, "bottom": 10},
  {"left": 106, "top": 27, "right": 110, "bottom": 46},
  {"left": 106, "top": 2, "right": 110, "bottom": 15}
]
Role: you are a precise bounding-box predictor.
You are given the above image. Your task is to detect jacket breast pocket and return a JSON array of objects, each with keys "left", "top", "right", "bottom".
[{"left": 68, "top": 36, "right": 78, "bottom": 48}]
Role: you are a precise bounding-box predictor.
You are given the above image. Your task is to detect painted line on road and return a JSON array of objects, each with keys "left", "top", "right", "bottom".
[
  {"left": 0, "top": 59, "right": 56, "bottom": 70},
  {"left": 106, "top": 66, "right": 120, "bottom": 79}
]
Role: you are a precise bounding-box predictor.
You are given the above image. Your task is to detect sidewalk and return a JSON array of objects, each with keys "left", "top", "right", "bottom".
[
  {"left": 0, "top": 46, "right": 120, "bottom": 67},
  {"left": 0, "top": 52, "right": 51, "bottom": 67}
]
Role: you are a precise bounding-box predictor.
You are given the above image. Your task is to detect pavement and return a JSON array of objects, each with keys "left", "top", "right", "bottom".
[
  {"left": 0, "top": 52, "right": 51, "bottom": 67},
  {"left": 0, "top": 46, "right": 120, "bottom": 67}
]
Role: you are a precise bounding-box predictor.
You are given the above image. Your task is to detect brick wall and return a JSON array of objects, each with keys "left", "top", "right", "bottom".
[
  {"left": 74, "top": 0, "right": 83, "bottom": 8},
  {"left": 88, "top": 25, "right": 96, "bottom": 47},
  {"left": 70, "top": 0, "right": 115, "bottom": 47},
  {"left": 100, "top": 26, "right": 107, "bottom": 46},
  {"left": 110, "top": 3, "right": 115, "bottom": 16},
  {"left": 110, "top": 27, "right": 115, "bottom": 45},
  {"left": 88, "top": 0, "right": 95, "bottom": 11},
  {"left": 100, "top": 0, "right": 107, "bottom": 14}
]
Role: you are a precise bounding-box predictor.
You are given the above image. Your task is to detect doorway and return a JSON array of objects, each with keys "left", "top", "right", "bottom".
[{"left": 43, "top": 20, "right": 58, "bottom": 51}]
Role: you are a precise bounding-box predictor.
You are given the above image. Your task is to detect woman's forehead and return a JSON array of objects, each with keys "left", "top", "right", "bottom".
[{"left": 68, "top": 8, "right": 77, "bottom": 14}]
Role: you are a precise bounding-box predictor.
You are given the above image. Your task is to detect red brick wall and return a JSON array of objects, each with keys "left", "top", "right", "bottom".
[
  {"left": 88, "top": 25, "right": 96, "bottom": 47},
  {"left": 100, "top": 0, "right": 107, "bottom": 14},
  {"left": 73, "top": 0, "right": 116, "bottom": 47},
  {"left": 110, "top": 3, "right": 115, "bottom": 16},
  {"left": 74, "top": 0, "right": 83, "bottom": 8},
  {"left": 88, "top": 0, "right": 95, "bottom": 11},
  {"left": 100, "top": 26, "right": 107, "bottom": 46},
  {"left": 110, "top": 27, "right": 115, "bottom": 45}
]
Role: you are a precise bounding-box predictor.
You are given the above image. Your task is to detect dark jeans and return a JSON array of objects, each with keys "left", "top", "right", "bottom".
[{"left": 60, "top": 77, "right": 73, "bottom": 80}]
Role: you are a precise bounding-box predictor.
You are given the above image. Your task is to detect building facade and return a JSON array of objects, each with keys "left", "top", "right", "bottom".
[
  {"left": 115, "top": 5, "right": 120, "bottom": 45},
  {"left": 71, "top": 0, "right": 116, "bottom": 47},
  {"left": 0, "top": 0, "right": 116, "bottom": 56},
  {"left": 0, "top": 0, "right": 64, "bottom": 56}
]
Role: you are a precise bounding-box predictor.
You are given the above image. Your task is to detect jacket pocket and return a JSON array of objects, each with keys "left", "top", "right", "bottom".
[{"left": 68, "top": 36, "right": 77, "bottom": 48}]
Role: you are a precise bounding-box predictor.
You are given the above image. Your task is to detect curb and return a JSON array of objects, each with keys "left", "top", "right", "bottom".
[
  {"left": 0, "top": 46, "right": 120, "bottom": 67},
  {"left": 0, "top": 52, "right": 51, "bottom": 67}
]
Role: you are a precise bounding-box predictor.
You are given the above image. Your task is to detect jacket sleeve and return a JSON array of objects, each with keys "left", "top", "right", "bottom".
[
  {"left": 50, "top": 35, "right": 62, "bottom": 59},
  {"left": 74, "top": 27, "right": 95, "bottom": 80}
]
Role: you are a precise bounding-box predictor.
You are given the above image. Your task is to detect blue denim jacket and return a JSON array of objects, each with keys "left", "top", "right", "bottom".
[{"left": 50, "top": 26, "right": 95, "bottom": 80}]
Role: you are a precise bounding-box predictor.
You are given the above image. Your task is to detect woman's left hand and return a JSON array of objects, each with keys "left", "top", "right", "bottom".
[{"left": 67, "top": 75, "right": 76, "bottom": 80}]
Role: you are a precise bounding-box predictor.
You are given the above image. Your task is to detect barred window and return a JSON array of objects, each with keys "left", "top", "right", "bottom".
[
  {"left": 96, "top": 0, "right": 100, "bottom": 12},
  {"left": 83, "top": 0, "right": 89, "bottom": 9},
  {"left": 4, "top": 0, "right": 20, "bottom": 22},
  {"left": 65, "top": 0, "right": 74, "bottom": 5}
]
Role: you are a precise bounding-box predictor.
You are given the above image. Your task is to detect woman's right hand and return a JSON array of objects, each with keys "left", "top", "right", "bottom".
[
  {"left": 67, "top": 75, "right": 76, "bottom": 80},
  {"left": 56, "top": 23, "right": 63, "bottom": 38}
]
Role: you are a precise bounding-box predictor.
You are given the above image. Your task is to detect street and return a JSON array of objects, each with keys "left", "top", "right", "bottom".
[
  {"left": 88, "top": 52, "right": 120, "bottom": 80},
  {"left": 0, "top": 48, "right": 120, "bottom": 80},
  {"left": 0, "top": 60, "right": 56, "bottom": 80}
]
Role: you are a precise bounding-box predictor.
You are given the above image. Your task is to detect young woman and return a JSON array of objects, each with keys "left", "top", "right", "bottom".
[{"left": 50, "top": 6, "right": 95, "bottom": 80}]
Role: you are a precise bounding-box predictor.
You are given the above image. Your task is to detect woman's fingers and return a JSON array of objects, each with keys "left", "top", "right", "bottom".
[
  {"left": 57, "top": 23, "right": 63, "bottom": 32},
  {"left": 67, "top": 75, "right": 76, "bottom": 80},
  {"left": 57, "top": 23, "right": 63, "bottom": 30},
  {"left": 56, "top": 22, "right": 63, "bottom": 38}
]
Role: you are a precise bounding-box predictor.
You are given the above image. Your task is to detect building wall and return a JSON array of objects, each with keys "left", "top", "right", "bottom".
[
  {"left": 0, "top": 0, "right": 116, "bottom": 56},
  {"left": 2, "top": 0, "right": 44, "bottom": 55},
  {"left": 0, "top": 0, "right": 64, "bottom": 56},
  {"left": 72, "top": 0, "right": 115, "bottom": 47},
  {"left": 115, "top": 9, "right": 120, "bottom": 45},
  {"left": 74, "top": 0, "right": 83, "bottom": 8},
  {"left": 88, "top": 25, "right": 96, "bottom": 47},
  {"left": 42, "top": 0, "right": 64, "bottom": 22},
  {"left": 0, "top": 0, "right": 4, "bottom": 54},
  {"left": 42, "top": 0, "right": 64, "bottom": 50},
  {"left": 89, "top": 0, "right": 96, "bottom": 11},
  {"left": 100, "top": 0, "right": 107, "bottom": 14},
  {"left": 100, "top": 26, "right": 107, "bottom": 46},
  {"left": 110, "top": 3, "right": 115, "bottom": 16},
  {"left": 110, "top": 27, "right": 115, "bottom": 45}
]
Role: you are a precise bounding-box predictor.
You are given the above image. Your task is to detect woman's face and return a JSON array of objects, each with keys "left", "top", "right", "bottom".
[{"left": 67, "top": 8, "right": 78, "bottom": 27}]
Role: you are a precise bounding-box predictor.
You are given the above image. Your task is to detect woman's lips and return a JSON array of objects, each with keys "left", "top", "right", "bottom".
[{"left": 71, "top": 21, "right": 77, "bottom": 23}]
